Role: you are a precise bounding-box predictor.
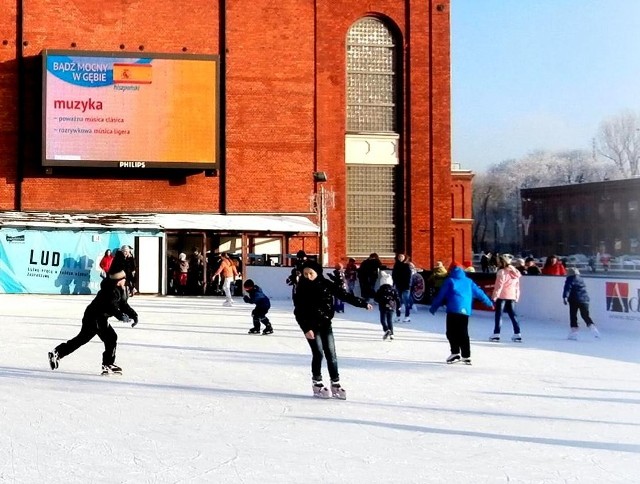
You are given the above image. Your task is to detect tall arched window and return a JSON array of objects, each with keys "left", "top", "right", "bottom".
[{"left": 345, "top": 17, "right": 399, "bottom": 257}]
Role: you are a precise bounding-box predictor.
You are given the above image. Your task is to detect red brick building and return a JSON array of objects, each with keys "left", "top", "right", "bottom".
[{"left": 0, "top": 0, "right": 472, "bottom": 293}]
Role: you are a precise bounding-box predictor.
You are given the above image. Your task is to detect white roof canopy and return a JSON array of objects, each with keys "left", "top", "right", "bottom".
[{"left": 0, "top": 211, "right": 319, "bottom": 233}]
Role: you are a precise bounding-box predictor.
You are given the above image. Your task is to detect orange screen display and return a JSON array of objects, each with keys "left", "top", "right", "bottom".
[{"left": 43, "top": 51, "right": 218, "bottom": 169}]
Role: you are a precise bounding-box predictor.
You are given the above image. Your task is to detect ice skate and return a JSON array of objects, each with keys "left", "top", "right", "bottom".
[
  {"left": 589, "top": 325, "right": 600, "bottom": 338},
  {"left": 394, "top": 316, "right": 401, "bottom": 323},
  {"left": 403, "top": 317, "right": 411, "bottom": 323},
  {"left": 262, "top": 326, "right": 274, "bottom": 335},
  {"left": 331, "top": 382, "right": 347, "bottom": 400},
  {"left": 222, "top": 300, "right": 233, "bottom": 307},
  {"left": 511, "top": 334, "right": 522, "bottom": 343},
  {"left": 48, "top": 350, "right": 59, "bottom": 370},
  {"left": 248, "top": 327, "right": 261, "bottom": 334},
  {"left": 489, "top": 334, "right": 500, "bottom": 342},
  {"left": 446, "top": 354, "right": 461, "bottom": 364},
  {"left": 568, "top": 328, "right": 579, "bottom": 340},
  {"left": 383, "top": 329, "right": 392, "bottom": 340},
  {"left": 461, "top": 357, "right": 472, "bottom": 365},
  {"left": 101, "top": 364, "right": 122, "bottom": 376},
  {"left": 312, "top": 381, "right": 331, "bottom": 399}
]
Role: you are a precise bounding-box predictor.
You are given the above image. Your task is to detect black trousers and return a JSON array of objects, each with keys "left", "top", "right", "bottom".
[
  {"left": 445, "top": 312, "right": 471, "bottom": 358},
  {"left": 251, "top": 307, "right": 271, "bottom": 330},
  {"left": 568, "top": 301, "right": 595, "bottom": 328},
  {"left": 55, "top": 316, "right": 118, "bottom": 366}
]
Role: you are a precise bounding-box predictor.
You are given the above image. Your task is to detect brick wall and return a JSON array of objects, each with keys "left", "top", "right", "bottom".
[{"left": 0, "top": 0, "right": 465, "bottom": 269}]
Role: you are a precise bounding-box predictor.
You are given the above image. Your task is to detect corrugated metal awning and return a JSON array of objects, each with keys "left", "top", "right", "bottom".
[{"left": 0, "top": 211, "right": 319, "bottom": 233}]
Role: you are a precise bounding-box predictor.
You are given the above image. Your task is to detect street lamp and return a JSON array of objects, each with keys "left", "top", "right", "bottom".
[{"left": 313, "top": 172, "right": 328, "bottom": 267}]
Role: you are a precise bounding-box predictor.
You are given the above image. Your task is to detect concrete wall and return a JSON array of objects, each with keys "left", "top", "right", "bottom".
[
  {"left": 517, "top": 275, "right": 640, "bottom": 332},
  {"left": 245, "top": 266, "right": 640, "bottom": 333}
]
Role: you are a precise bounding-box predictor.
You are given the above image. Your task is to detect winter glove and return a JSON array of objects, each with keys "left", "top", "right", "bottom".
[
  {"left": 243, "top": 295, "right": 251, "bottom": 303},
  {"left": 120, "top": 314, "right": 131, "bottom": 323},
  {"left": 429, "top": 306, "right": 437, "bottom": 315},
  {"left": 563, "top": 298, "right": 568, "bottom": 306},
  {"left": 131, "top": 317, "right": 138, "bottom": 328}
]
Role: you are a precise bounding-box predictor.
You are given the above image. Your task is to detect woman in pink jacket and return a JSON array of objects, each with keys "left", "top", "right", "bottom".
[{"left": 490, "top": 255, "right": 522, "bottom": 342}]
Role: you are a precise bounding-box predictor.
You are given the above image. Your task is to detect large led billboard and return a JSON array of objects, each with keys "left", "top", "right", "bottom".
[{"left": 42, "top": 50, "right": 219, "bottom": 169}]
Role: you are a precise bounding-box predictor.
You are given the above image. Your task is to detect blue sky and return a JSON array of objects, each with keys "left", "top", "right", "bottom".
[{"left": 451, "top": 0, "right": 640, "bottom": 172}]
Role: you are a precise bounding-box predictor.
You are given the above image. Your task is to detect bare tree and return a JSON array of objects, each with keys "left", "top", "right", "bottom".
[{"left": 597, "top": 111, "right": 640, "bottom": 177}]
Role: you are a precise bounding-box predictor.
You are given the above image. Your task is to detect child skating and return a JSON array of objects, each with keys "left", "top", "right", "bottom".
[
  {"left": 243, "top": 279, "right": 273, "bottom": 335},
  {"left": 429, "top": 263, "right": 493, "bottom": 365},
  {"left": 293, "top": 260, "right": 372, "bottom": 399},
  {"left": 563, "top": 268, "right": 600, "bottom": 339},
  {"left": 374, "top": 271, "right": 401, "bottom": 340},
  {"left": 48, "top": 270, "right": 138, "bottom": 375}
]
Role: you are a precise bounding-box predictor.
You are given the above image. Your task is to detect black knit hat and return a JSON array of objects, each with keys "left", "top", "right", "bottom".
[{"left": 301, "top": 259, "right": 324, "bottom": 277}]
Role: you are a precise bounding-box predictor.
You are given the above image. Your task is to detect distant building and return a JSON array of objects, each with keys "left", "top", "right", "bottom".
[{"left": 521, "top": 178, "right": 640, "bottom": 257}]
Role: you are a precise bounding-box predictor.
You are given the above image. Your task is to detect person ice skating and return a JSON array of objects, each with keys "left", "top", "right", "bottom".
[
  {"left": 327, "top": 263, "right": 347, "bottom": 313},
  {"left": 243, "top": 279, "right": 273, "bottom": 335},
  {"left": 110, "top": 245, "right": 137, "bottom": 296},
  {"left": 294, "top": 260, "right": 372, "bottom": 399},
  {"left": 357, "top": 253, "right": 381, "bottom": 302},
  {"left": 490, "top": 254, "right": 523, "bottom": 342},
  {"left": 47, "top": 270, "right": 138, "bottom": 375},
  {"left": 374, "top": 271, "right": 401, "bottom": 340},
  {"left": 286, "top": 250, "right": 307, "bottom": 297},
  {"left": 428, "top": 261, "right": 448, "bottom": 301},
  {"left": 563, "top": 268, "right": 600, "bottom": 340},
  {"left": 429, "top": 262, "right": 493, "bottom": 365},
  {"left": 392, "top": 253, "right": 413, "bottom": 322},
  {"left": 214, "top": 253, "right": 239, "bottom": 306}
]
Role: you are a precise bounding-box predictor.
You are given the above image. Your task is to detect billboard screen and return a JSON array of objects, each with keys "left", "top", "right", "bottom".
[{"left": 42, "top": 50, "right": 219, "bottom": 169}]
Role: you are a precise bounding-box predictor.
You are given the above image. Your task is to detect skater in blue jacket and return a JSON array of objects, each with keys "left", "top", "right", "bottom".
[
  {"left": 429, "top": 263, "right": 493, "bottom": 365},
  {"left": 243, "top": 279, "right": 273, "bottom": 335}
]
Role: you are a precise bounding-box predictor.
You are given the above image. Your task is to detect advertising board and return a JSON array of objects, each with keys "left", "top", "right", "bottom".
[{"left": 42, "top": 50, "right": 219, "bottom": 169}]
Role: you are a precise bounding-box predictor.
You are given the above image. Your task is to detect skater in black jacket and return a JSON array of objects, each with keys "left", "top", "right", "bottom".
[
  {"left": 47, "top": 270, "right": 138, "bottom": 375},
  {"left": 374, "top": 271, "right": 401, "bottom": 340},
  {"left": 293, "top": 260, "right": 372, "bottom": 399},
  {"left": 243, "top": 279, "right": 273, "bottom": 335}
]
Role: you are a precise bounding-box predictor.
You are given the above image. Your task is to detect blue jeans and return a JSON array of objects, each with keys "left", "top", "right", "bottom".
[
  {"left": 306, "top": 325, "right": 339, "bottom": 382},
  {"left": 400, "top": 289, "right": 412, "bottom": 317},
  {"left": 493, "top": 299, "right": 521, "bottom": 334}
]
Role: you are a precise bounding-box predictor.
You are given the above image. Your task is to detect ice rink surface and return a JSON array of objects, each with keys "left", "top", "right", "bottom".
[{"left": 1, "top": 294, "right": 638, "bottom": 483}]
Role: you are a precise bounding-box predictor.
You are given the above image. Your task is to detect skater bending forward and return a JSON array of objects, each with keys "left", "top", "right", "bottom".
[
  {"left": 293, "top": 260, "right": 372, "bottom": 399},
  {"left": 243, "top": 279, "right": 273, "bottom": 335},
  {"left": 429, "top": 263, "right": 493, "bottom": 365},
  {"left": 48, "top": 270, "right": 138, "bottom": 375}
]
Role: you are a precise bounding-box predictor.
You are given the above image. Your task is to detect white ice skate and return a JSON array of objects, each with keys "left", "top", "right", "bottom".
[
  {"left": 331, "top": 382, "right": 347, "bottom": 400},
  {"left": 312, "top": 381, "right": 331, "bottom": 399}
]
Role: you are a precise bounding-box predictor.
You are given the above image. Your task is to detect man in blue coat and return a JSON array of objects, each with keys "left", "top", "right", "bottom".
[{"left": 429, "top": 263, "right": 493, "bottom": 365}]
